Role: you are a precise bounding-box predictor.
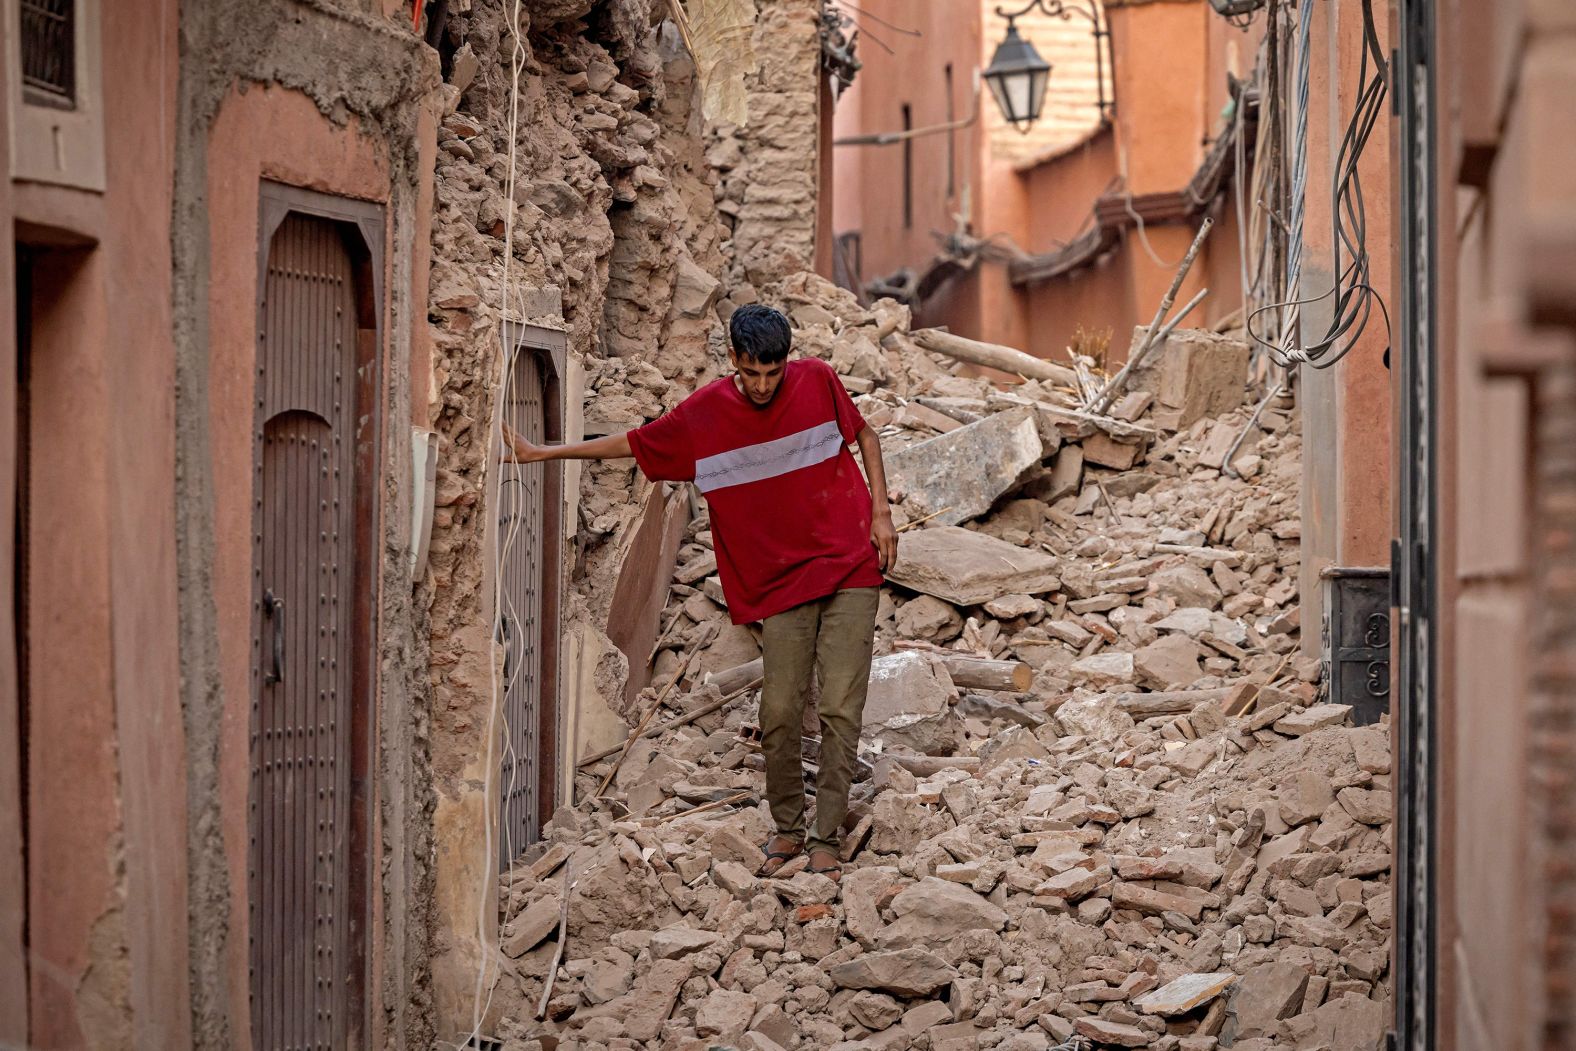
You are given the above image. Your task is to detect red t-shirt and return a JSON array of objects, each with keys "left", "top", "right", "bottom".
[{"left": 627, "top": 357, "right": 884, "bottom": 624}]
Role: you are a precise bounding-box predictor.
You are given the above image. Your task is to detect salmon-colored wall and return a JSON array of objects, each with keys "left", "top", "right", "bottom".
[
  {"left": 1, "top": 1, "right": 190, "bottom": 1045},
  {"left": 20, "top": 243, "right": 121, "bottom": 1051},
  {"left": 1333, "top": 0, "right": 1392, "bottom": 567},
  {"left": 1297, "top": 0, "right": 1394, "bottom": 649},
  {"left": 0, "top": 10, "right": 21, "bottom": 1041},
  {"left": 834, "top": 0, "right": 1255, "bottom": 362},
  {"left": 206, "top": 84, "right": 398, "bottom": 1050},
  {"left": 830, "top": 0, "right": 984, "bottom": 327},
  {"left": 1428, "top": 2, "right": 1576, "bottom": 1047},
  {"left": 1014, "top": 2, "right": 1231, "bottom": 364}
]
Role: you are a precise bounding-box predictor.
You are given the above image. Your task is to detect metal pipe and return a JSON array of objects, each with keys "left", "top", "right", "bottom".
[{"left": 834, "top": 78, "right": 981, "bottom": 147}]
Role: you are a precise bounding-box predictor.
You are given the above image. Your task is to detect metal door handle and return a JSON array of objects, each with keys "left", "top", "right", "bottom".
[
  {"left": 498, "top": 614, "right": 513, "bottom": 681},
  {"left": 264, "top": 589, "right": 284, "bottom": 685}
]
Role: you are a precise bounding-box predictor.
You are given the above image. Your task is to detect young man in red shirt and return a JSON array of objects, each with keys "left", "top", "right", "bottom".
[{"left": 502, "top": 305, "right": 897, "bottom": 882}]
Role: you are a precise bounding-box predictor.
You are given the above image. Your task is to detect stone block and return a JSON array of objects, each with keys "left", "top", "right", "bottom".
[
  {"left": 887, "top": 526, "right": 1060, "bottom": 605},
  {"left": 886, "top": 408, "right": 1042, "bottom": 526},
  {"left": 1151, "top": 327, "right": 1250, "bottom": 429}
]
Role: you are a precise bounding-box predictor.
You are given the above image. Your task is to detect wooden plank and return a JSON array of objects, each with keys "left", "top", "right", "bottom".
[
  {"left": 605, "top": 483, "right": 690, "bottom": 706},
  {"left": 911, "top": 328, "right": 1079, "bottom": 386}
]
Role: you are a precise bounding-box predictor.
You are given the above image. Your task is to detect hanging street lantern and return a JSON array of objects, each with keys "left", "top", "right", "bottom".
[
  {"left": 983, "top": 21, "right": 1053, "bottom": 133},
  {"left": 1207, "top": 0, "right": 1265, "bottom": 17},
  {"left": 984, "top": 0, "right": 1113, "bottom": 133}
]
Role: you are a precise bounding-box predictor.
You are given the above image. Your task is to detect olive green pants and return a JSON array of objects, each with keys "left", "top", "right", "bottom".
[{"left": 759, "top": 587, "right": 878, "bottom": 854}]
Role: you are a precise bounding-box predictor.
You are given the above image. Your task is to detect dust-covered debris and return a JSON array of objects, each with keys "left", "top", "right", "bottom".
[{"left": 480, "top": 272, "right": 1386, "bottom": 1051}]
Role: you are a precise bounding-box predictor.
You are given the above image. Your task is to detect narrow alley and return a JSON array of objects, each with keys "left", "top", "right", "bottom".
[{"left": 0, "top": 2, "right": 1570, "bottom": 1051}]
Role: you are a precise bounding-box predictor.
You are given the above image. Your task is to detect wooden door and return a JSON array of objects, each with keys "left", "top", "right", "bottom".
[
  {"left": 249, "top": 214, "right": 358, "bottom": 1050},
  {"left": 496, "top": 347, "right": 559, "bottom": 867}
]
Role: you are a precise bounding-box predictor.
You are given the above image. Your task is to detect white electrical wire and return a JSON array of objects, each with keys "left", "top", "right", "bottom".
[
  {"left": 1106, "top": 111, "right": 1183, "bottom": 271},
  {"left": 1278, "top": 0, "right": 1311, "bottom": 358},
  {"left": 463, "top": 0, "right": 528, "bottom": 1044}
]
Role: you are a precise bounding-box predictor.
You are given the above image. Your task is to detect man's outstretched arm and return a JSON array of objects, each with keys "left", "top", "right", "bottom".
[
  {"left": 502, "top": 421, "right": 632, "bottom": 463},
  {"left": 854, "top": 424, "right": 897, "bottom": 571}
]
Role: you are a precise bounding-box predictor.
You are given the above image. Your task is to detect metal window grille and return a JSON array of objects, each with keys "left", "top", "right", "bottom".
[{"left": 20, "top": 0, "right": 75, "bottom": 108}]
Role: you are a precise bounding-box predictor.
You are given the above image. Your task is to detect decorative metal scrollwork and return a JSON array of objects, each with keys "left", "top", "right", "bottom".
[
  {"left": 1366, "top": 659, "right": 1389, "bottom": 698},
  {"left": 1364, "top": 612, "right": 1391, "bottom": 649}
]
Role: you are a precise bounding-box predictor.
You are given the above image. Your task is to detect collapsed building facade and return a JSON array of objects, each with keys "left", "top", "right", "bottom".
[{"left": 417, "top": 0, "right": 830, "bottom": 1034}]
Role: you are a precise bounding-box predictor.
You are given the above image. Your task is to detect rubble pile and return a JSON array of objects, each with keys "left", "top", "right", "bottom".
[{"left": 491, "top": 274, "right": 1390, "bottom": 1051}]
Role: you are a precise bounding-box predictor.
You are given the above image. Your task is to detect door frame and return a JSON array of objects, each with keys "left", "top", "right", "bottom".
[
  {"left": 492, "top": 320, "right": 566, "bottom": 866},
  {"left": 251, "top": 181, "right": 384, "bottom": 1048},
  {"left": 1390, "top": 0, "right": 1438, "bottom": 1046}
]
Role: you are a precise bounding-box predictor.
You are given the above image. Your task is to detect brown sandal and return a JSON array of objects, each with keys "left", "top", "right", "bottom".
[
  {"left": 807, "top": 847, "right": 843, "bottom": 883},
  {"left": 757, "top": 835, "right": 803, "bottom": 877}
]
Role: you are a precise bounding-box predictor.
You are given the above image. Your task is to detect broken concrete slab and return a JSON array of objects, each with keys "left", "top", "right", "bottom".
[
  {"left": 828, "top": 947, "right": 958, "bottom": 997},
  {"left": 984, "top": 593, "right": 1040, "bottom": 619},
  {"left": 894, "top": 595, "right": 963, "bottom": 641},
  {"left": 1133, "top": 634, "right": 1207, "bottom": 690},
  {"left": 863, "top": 652, "right": 957, "bottom": 725},
  {"left": 1110, "top": 881, "right": 1207, "bottom": 921},
  {"left": 1135, "top": 972, "right": 1238, "bottom": 1016},
  {"left": 862, "top": 652, "right": 963, "bottom": 756},
  {"left": 877, "top": 877, "right": 1008, "bottom": 948},
  {"left": 1082, "top": 431, "right": 1148, "bottom": 471},
  {"left": 610, "top": 958, "right": 690, "bottom": 1042},
  {"left": 1069, "top": 651, "right": 1135, "bottom": 686},
  {"left": 1153, "top": 607, "right": 1215, "bottom": 637},
  {"left": 694, "top": 988, "right": 759, "bottom": 1042},
  {"left": 886, "top": 407, "right": 1042, "bottom": 526},
  {"left": 887, "top": 526, "right": 1060, "bottom": 606},
  {"left": 1273, "top": 704, "right": 1352, "bottom": 736},
  {"left": 1337, "top": 787, "right": 1392, "bottom": 825},
  {"left": 1048, "top": 445, "right": 1085, "bottom": 502},
  {"left": 1227, "top": 962, "right": 1310, "bottom": 1039},
  {"left": 1150, "top": 563, "right": 1224, "bottom": 610},
  {"left": 1281, "top": 993, "right": 1389, "bottom": 1051},
  {"left": 648, "top": 926, "right": 719, "bottom": 959},
  {"left": 501, "top": 891, "right": 562, "bottom": 958},
  {"left": 1280, "top": 770, "right": 1336, "bottom": 827},
  {"left": 1073, "top": 1016, "right": 1152, "bottom": 1047}
]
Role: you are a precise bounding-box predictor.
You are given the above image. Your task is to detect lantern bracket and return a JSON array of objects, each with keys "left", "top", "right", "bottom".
[{"left": 992, "top": 0, "right": 1113, "bottom": 123}]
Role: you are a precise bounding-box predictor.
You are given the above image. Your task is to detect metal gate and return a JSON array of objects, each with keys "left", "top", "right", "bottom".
[
  {"left": 496, "top": 344, "right": 560, "bottom": 868},
  {"left": 249, "top": 213, "right": 358, "bottom": 1050},
  {"left": 1391, "top": 0, "right": 1438, "bottom": 1045}
]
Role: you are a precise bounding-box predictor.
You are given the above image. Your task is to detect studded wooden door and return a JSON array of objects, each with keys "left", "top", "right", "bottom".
[
  {"left": 249, "top": 214, "right": 357, "bottom": 1050},
  {"left": 496, "top": 348, "right": 556, "bottom": 868}
]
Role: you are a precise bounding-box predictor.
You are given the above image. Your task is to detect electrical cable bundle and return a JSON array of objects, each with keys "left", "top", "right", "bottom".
[{"left": 1247, "top": 0, "right": 1392, "bottom": 370}]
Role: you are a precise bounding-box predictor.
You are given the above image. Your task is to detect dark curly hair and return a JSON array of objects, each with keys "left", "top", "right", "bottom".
[{"left": 728, "top": 304, "right": 793, "bottom": 364}]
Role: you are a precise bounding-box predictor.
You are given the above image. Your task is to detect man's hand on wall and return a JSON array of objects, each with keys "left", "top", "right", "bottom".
[{"left": 500, "top": 421, "right": 548, "bottom": 464}]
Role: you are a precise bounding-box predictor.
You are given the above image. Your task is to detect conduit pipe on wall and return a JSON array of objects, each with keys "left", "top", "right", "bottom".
[{"left": 832, "top": 73, "right": 981, "bottom": 146}]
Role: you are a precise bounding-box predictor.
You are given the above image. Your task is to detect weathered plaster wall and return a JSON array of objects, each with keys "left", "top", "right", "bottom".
[
  {"left": 0, "top": 2, "right": 187, "bottom": 1046},
  {"left": 172, "top": 3, "right": 439, "bottom": 1047},
  {"left": 0, "top": 19, "right": 18, "bottom": 1042},
  {"left": 1296, "top": 0, "right": 1394, "bottom": 653}
]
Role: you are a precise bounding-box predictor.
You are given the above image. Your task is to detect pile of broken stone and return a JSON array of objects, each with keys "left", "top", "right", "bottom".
[{"left": 490, "top": 274, "right": 1391, "bottom": 1051}]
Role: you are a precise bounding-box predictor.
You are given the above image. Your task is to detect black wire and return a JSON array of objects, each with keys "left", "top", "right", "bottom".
[{"left": 1247, "top": 0, "right": 1392, "bottom": 370}]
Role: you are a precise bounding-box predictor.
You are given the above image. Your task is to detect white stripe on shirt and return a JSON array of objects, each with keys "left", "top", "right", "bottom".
[{"left": 692, "top": 420, "right": 845, "bottom": 494}]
